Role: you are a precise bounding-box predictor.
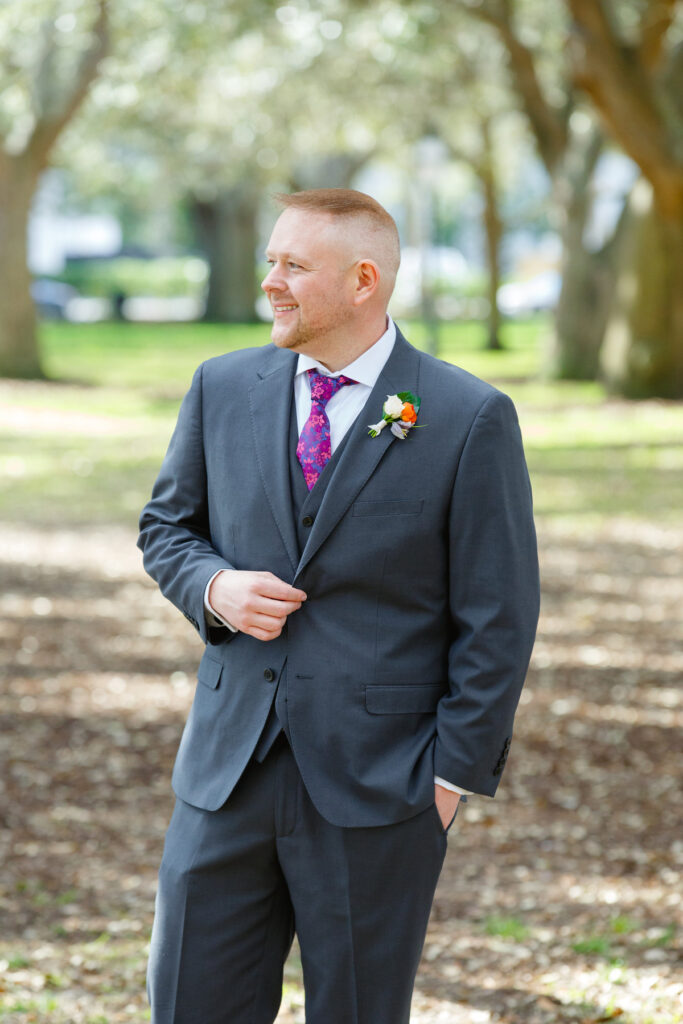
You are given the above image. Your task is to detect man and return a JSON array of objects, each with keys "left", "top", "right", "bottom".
[{"left": 138, "top": 188, "right": 540, "bottom": 1024}]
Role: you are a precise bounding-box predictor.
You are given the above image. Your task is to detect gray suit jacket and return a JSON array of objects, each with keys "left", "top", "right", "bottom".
[{"left": 138, "top": 328, "right": 540, "bottom": 826}]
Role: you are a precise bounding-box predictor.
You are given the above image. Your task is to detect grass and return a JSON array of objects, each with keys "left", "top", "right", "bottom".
[
  {"left": 40, "top": 321, "right": 269, "bottom": 393},
  {"left": 569, "top": 920, "right": 678, "bottom": 962},
  {"left": 572, "top": 935, "right": 613, "bottom": 957},
  {"left": 483, "top": 915, "right": 529, "bottom": 941},
  {"left": 1, "top": 315, "right": 682, "bottom": 531},
  {"left": 36, "top": 316, "right": 544, "bottom": 395}
]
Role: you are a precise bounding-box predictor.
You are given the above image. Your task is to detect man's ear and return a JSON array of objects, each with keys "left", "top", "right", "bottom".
[{"left": 352, "top": 260, "right": 380, "bottom": 305}]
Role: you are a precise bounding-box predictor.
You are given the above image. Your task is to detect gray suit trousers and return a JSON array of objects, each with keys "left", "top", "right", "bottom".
[{"left": 148, "top": 734, "right": 451, "bottom": 1024}]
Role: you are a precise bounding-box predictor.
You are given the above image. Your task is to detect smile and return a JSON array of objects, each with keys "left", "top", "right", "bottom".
[{"left": 274, "top": 305, "right": 298, "bottom": 312}]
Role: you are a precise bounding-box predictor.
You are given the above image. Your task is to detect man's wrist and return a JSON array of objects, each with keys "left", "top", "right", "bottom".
[
  {"left": 204, "top": 571, "right": 238, "bottom": 632},
  {"left": 434, "top": 775, "right": 471, "bottom": 797}
]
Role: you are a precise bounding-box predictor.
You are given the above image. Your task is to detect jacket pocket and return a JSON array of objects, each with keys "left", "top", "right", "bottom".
[
  {"left": 197, "top": 655, "right": 223, "bottom": 690},
  {"left": 352, "top": 499, "right": 424, "bottom": 517},
  {"left": 365, "top": 683, "right": 444, "bottom": 714}
]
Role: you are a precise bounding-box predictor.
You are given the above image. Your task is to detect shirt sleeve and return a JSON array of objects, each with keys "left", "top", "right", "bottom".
[
  {"left": 434, "top": 775, "right": 472, "bottom": 797},
  {"left": 203, "top": 570, "right": 238, "bottom": 633}
]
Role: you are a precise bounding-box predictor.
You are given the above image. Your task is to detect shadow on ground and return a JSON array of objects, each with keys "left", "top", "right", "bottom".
[{"left": 0, "top": 520, "right": 681, "bottom": 1023}]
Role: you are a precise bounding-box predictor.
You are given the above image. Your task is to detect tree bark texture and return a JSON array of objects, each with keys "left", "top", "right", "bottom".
[
  {"left": 566, "top": 0, "right": 683, "bottom": 396},
  {"left": 479, "top": 121, "right": 503, "bottom": 351},
  {"left": 600, "top": 177, "right": 683, "bottom": 399},
  {"left": 568, "top": 0, "right": 683, "bottom": 220},
  {"left": 193, "top": 186, "right": 259, "bottom": 323},
  {"left": 465, "top": 1, "right": 568, "bottom": 174},
  {"left": 464, "top": 2, "right": 612, "bottom": 377},
  {"left": 0, "top": 155, "right": 42, "bottom": 378},
  {"left": 0, "top": 0, "right": 108, "bottom": 378},
  {"left": 546, "top": 126, "right": 612, "bottom": 380}
]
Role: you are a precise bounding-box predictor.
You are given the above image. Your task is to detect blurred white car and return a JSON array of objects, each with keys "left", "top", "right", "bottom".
[
  {"left": 497, "top": 271, "right": 561, "bottom": 316},
  {"left": 31, "top": 279, "right": 79, "bottom": 319}
]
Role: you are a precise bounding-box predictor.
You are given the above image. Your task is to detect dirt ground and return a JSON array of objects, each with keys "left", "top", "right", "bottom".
[{"left": 1, "top": 518, "right": 682, "bottom": 1022}]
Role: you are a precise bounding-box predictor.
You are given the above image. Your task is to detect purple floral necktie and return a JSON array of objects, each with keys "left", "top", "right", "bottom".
[{"left": 297, "top": 369, "right": 356, "bottom": 490}]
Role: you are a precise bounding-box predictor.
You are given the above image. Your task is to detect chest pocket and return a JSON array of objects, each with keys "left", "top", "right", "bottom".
[{"left": 353, "top": 499, "right": 424, "bottom": 517}]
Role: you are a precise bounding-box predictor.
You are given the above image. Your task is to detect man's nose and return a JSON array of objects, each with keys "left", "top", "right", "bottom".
[{"left": 261, "top": 265, "right": 282, "bottom": 293}]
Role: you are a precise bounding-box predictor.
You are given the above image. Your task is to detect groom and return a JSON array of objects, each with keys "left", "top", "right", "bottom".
[{"left": 138, "top": 188, "right": 540, "bottom": 1024}]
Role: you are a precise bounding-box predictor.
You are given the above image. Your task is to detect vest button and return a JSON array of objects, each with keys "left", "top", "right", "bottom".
[
  {"left": 263, "top": 668, "right": 275, "bottom": 682},
  {"left": 302, "top": 515, "right": 315, "bottom": 527}
]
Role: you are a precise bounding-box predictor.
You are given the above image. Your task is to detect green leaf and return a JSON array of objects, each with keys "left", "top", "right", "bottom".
[{"left": 397, "top": 390, "right": 421, "bottom": 410}]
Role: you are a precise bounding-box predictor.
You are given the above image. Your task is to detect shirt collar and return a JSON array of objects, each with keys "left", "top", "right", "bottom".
[{"left": 295, "top": 317, "right": 396, "bottom": 388}]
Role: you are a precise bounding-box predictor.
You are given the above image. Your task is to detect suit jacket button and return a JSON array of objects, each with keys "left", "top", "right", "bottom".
[
  {"left": 263, "top": 668, "right": 276, "bottom": 682},
  {"left": 302, "top": 515, "right": 315, "bottom": 527}
]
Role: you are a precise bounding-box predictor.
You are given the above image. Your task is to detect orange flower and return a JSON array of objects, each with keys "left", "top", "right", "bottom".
[{"left": 401, "top": 402, "right": 417, "bottom": 423}]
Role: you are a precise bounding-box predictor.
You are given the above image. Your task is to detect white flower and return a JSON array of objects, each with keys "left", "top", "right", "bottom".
[
  {"left": 383, "top": 394, "right": 404, "bottom": 418},
  {"left": 368, "top": 389, "right": 421, "bottom": 439}
]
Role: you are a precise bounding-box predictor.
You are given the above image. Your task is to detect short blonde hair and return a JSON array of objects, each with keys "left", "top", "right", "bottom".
[{"left": 273, "top": 188, "right": 400, "bottom": 280}]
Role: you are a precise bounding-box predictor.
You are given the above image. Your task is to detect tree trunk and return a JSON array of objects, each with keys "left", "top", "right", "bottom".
[
  {"left": 479, "top": 121, "right": 503, "bottom": 351},
  {"left": 548, "top": 224, "right": 613, "bottom": 381},
  {"left": 192, "top": 185, "right": 259, "bottom": 323},
  {"left": 545, "top": 127, "right": 612, "bottom": 379},
  {"left": 290, "top": 152, "right": 369, "bottom": 191},
  {"left": 0, "top": 3, "right": 108, "bottom": 378},
  {"left": 601, "top": 177, "right": 683, "bottom": 398},
  {"left": 0, "top": 155, "right": 43, "bottom": 378}
]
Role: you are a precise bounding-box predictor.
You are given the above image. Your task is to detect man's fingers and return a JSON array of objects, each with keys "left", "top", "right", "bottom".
[
  {"left": 254, "top": 573, "right": 307, "bottom": 602},
  {"left": 243, "top": 595, "right": 304, "bottom": 618},
  {"left": 245, "top": 616, "right": 286, "bottom": 641},
  {"left": 209, "top": 570, "right": 306, "bottom": 635},
  {"left": 249, "top": 626, "right": 283, "bottom": 642},
  {"left": 243, "top": 611, "right": 287, "bottom": 631}
]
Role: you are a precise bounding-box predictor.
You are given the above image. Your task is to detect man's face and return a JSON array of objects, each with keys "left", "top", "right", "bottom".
[{"left": 261, "top": 208, "right": 357, "bottom": 357}]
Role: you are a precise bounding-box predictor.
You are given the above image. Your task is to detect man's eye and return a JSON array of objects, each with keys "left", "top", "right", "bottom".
[{"left": 288, "top": 262, "right": 301, "bottom": 270}]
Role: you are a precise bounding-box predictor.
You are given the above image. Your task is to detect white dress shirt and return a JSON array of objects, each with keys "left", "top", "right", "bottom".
[
  {"left": 292, "top": 316, "right": 397, "bottom": 443},
  {"left": 204, "top": 318, "right": 469, "bottom": 796}
]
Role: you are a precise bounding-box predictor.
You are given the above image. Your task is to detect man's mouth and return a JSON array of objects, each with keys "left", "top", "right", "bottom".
[{"left": 273, "top": 304, "right": 298, "bottom": 316}]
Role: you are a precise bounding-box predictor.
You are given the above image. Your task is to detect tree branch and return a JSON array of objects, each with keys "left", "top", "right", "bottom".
[
  {"left": 26, "top": 0, "right": 109, "bottom": 167},
  {"left": 463, "top": 0, "right": 568, "bottom": 173},
  {"left": 638, "top": 0, "right": 678, "bottom": 70},
  {"left": 568, "top": 0, "right": 682, "bottom": 218}
]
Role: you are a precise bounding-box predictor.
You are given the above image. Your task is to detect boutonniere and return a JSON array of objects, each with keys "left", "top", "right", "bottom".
[{"left": 368, "top": 392, "right": 422, "bottom": 440}]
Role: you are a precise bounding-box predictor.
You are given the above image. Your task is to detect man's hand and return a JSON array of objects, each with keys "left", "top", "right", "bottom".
[
  {"left": 434, "top": 783, "right": 461, "bottom": 832},
  {"left": 209, "top": 571, "right": 307, "bottom": 641}
]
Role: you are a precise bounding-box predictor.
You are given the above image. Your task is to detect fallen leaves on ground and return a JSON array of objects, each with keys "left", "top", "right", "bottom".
[{"left": 1, "top": 518, "right": 681, "bottom": 1023}]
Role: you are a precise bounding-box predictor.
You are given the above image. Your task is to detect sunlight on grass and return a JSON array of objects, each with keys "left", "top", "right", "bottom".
[
  {"left": 40, "top": 316, "right": 544, "bottom": 393},
  {"left": 1, "top": 317, "right": 681, "bottom": 532},
  {"left": 40, "top": 321, "right": 270, "bottom": 392}
]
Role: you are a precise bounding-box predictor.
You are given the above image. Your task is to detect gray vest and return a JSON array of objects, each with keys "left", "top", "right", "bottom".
[{"left": 253, "top": 392, "right": 354, "bottom": 760}]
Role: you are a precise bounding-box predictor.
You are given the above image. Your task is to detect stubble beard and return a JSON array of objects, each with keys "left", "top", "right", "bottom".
[
  {"left": 271, "top": 298, "right": 355, "bottom": 358},
  {"left": 271, "top": 314, "right": 314, "bottom": 352}
]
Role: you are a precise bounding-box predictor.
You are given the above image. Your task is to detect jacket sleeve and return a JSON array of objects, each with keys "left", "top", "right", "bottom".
[
  {"left": 434, "top": 390, "right": 540, "bottom": 796},
  {"left": 137, "top": 363, "right": 236, "bottom": 646}
]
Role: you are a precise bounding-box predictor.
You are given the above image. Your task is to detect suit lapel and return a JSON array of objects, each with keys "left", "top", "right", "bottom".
[
  {"left": 294, "top": 329, "right": 422, "bottom": 582},
  {"left": 248, "top": 347, "right": 300, "bottom": 574}
]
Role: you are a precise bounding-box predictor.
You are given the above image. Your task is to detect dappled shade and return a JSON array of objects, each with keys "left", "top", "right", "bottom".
[{"left": 1, "top": 366, "right": 682, "bottom": 1020}]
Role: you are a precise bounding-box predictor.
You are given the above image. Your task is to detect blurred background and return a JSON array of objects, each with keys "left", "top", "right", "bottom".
[{"left": 0, "top": 1, "right": 681, "bottom": 1022}]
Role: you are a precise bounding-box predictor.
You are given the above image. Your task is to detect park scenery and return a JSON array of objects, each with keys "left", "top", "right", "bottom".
[{"left": 1, "top": 2, "right": 682, "bottom": 1023}]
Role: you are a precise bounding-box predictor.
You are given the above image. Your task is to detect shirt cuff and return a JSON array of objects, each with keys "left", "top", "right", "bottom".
[
  {"left": 204, "top": 571, "right": 238, "bottom": 632},
  {"left": 434, "top": 775, "right": 472, "bottom": 797}
]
